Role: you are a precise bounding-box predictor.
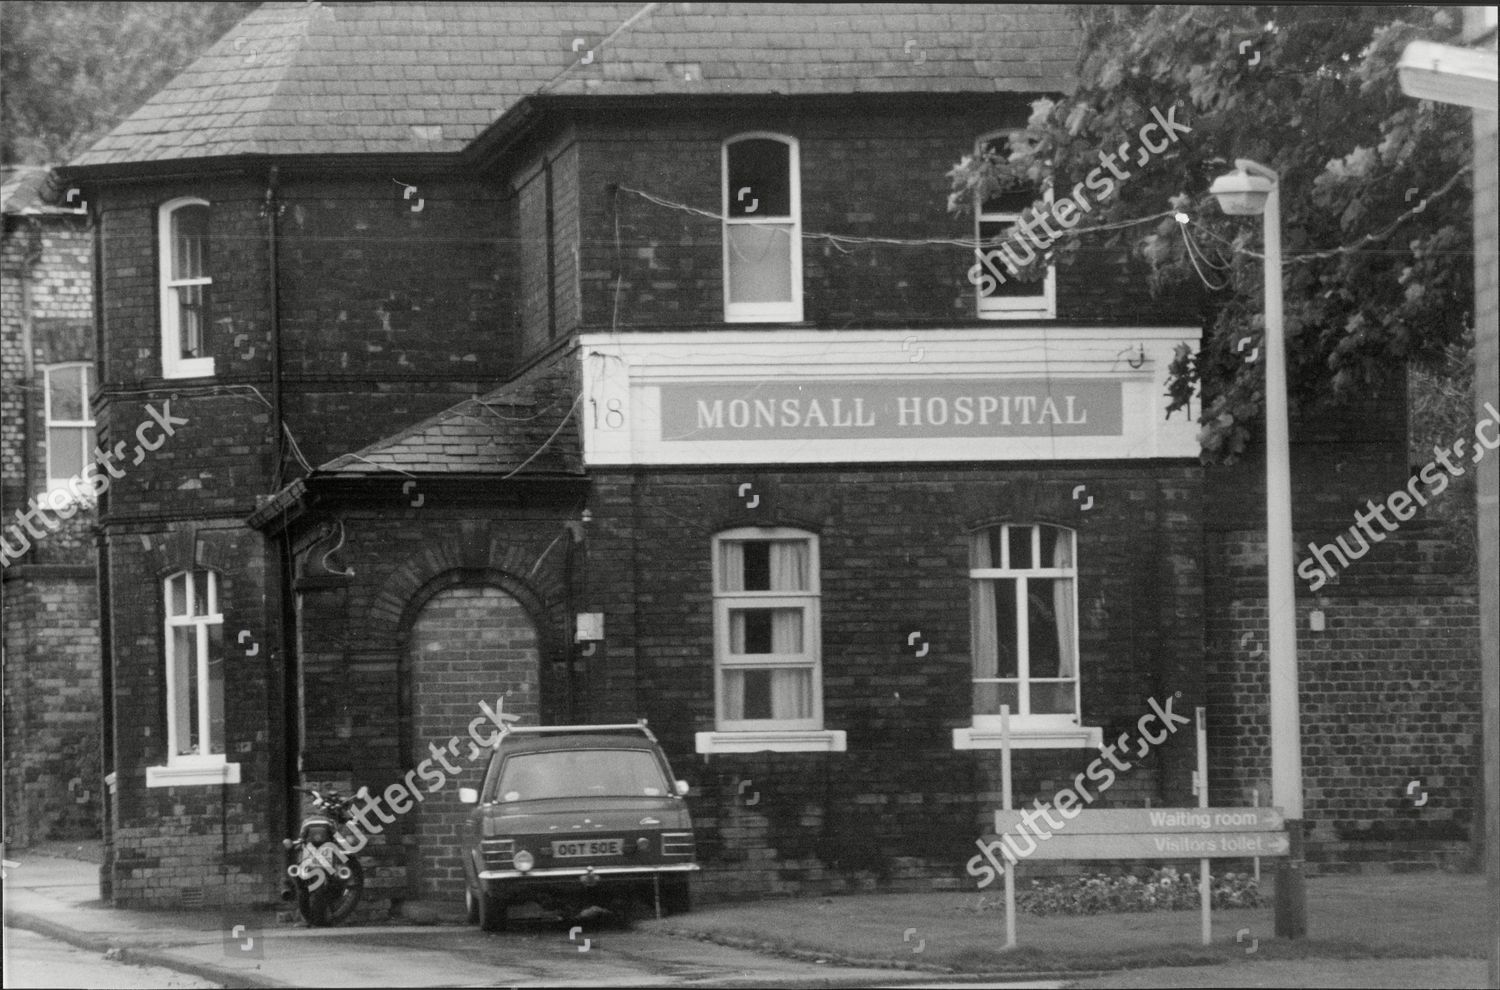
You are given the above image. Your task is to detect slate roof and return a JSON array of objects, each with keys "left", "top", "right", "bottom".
[
  {"left": 73, "top": 1, "right": 1082, "bottom": 166},
  {"left": 318, "top": 355, "right": 583, "bottom": 478}
]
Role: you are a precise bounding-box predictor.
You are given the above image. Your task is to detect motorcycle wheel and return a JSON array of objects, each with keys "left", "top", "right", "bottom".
[
  {"left": 301, "top": 882, "right": 334, "bottom": 927},
  {"left": 325, "top": 855, "right": 365, "bottom": 925},
  {"left": 464, "top": 885, "right": 479, "bottom": 925}
]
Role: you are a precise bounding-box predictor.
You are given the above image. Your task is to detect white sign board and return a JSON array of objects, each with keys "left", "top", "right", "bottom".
[{"left": 579, "top": 328, "right": 1199, "bottom": 465}]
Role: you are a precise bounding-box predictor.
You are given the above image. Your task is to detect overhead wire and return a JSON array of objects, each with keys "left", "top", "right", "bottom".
[{"left": 1189, "top": 163, "right": 1472, "bottom": 266}]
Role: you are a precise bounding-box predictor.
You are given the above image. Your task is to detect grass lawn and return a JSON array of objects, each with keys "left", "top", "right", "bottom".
[{"left": 640, "top": 872, "right": 1488, "bottom": 976}]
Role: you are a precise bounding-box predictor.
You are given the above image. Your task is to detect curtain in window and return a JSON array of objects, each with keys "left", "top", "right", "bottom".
[
  {"left": 719, "top": 540, "right": 808, "bottom": 591},
  {"left": 207, "top": 623, "right": 225, "bottom": 754},
  {"left": 729, "top": 608, "right": 803, "bottom": 654},
  {"left": 971, "top": 528, "right": 1000, "bottom": 569},
  {"left": 718, "top": 541, "right": 745, "bottom": 591},
  {"left": 723, "top": 669, "right": 745, "bottom": 720},
  {"left": 971, "top": 580, "right": 999, "bottom": 680},
  {"left": 1053, "top": 584, "right": 1076, "bottom": 681},
  {"left": 724, "top": 668, "right": 811, "bottom": 720},
  {"left": 176, "top": 286, "right": 205, "bottom": 358},
  {"left": 971, "top": 578, "right": 1000, "bottom": 714},
  {"left": 727, "top": 224, "right": 793, "bottom": 303},
  {"left": 170, "top": 205, "right": 210, "bottom": 359},
  {"left": 172, "top": 206, "right": 208, "bottom": 280},
  {"left": 717, "top": 535, "right": 815, "bottom": 723},
  {"left": 768, "top": 540, "right": 808, "bottom": 590},
  {"left": 770, "top": 668, "right": 811, "bottom": 719},
  {"left": 172, "top": 625, "right": 196, "bottom": 754}
]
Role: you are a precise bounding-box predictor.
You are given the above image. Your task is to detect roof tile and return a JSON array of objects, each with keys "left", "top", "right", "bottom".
[{"left": 73, "top": 1, "right": 1079, "bottom": 167}]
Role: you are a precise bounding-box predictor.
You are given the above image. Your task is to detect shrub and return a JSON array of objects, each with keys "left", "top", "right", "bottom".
[{"left": 1000, "top": 867, "right": 1266, "bottom": 916}]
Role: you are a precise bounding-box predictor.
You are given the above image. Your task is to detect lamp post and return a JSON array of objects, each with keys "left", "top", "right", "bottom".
[{"left": 1209, "top": 159, "right": 1307, "bottom": 938}]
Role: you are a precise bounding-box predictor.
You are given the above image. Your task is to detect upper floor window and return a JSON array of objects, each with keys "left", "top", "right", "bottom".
[
  {"left": 722, "top": 134, "right": 802, "bottom": 323},
  {"left": 43, "top": 363, "right": 93, "bottom": 500},
  {"left": 972, "top": 132, "right": 1055, "bottom": 320},
  {"left": 158, "top": 197, "right": 214, "bottom": 379},
  {"left": 147, "top": 568, "right": 238, "bottom": 786}
]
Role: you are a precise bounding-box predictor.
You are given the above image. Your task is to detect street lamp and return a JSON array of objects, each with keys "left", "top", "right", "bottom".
[{"left": 1209, "top": 159, "right": 1307, "bottom": 939}]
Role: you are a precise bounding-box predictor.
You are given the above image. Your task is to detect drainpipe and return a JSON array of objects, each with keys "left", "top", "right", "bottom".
[
  {"left": 264, "top": 166, "right": 296, "bottom": 853},
  {"left": 266, "top": 166, "right": 284, "bottom": 479},
  {"left": 91, "top": 200, "right": 114, "bottom": 900}
]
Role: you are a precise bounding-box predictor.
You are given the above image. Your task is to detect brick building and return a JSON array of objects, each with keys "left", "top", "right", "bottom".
[
  {"left": 1, "top": 166, "right": 103, "bottom": 848},
  {"left": 58, "top": 2, "right": 1480, "bottom": 911}
]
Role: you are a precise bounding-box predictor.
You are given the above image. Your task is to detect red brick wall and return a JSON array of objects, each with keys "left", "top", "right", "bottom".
[
  {"left": 2, "top": 213, "right": 94, "bottom": 525},
  {"left": 102, "top": 522, "right": 278, "bottom": 909},
  {"left": 2, "top": 569, "right": 101, "bottom": 845},
  {"left": 572, "top": 101, "right": 1203, "bottom": 332},
  {"left": 1205, "top": 522, "right": 1482, "bottom": 871},
  {"left": 290, "top": 503, "right": 577, "bottom": 908},
  {"left": 2, "top": 209, "right": 102, "bottom": 849},
  {"left": 581, "top": 462, "right": 1206, "bottom": 897},
  {"left": 93, "top": 175, "right": 513, "bottom": 472}
]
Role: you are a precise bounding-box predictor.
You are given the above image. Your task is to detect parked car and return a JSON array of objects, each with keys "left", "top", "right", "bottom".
[{"left": 458, "top": 721, "right": 698, "bottom": 930}]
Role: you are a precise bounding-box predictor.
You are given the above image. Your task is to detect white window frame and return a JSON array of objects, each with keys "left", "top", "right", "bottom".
[
  {"left": 696, "top": 527, "right": 844, "bottom": 754},
  {"left": 158, "top": 197, "right": 215, "bottom": 379},
  {"left": 42, "top": 362, "right": 94, "bottom": 502},
  {"left": 954, "top": 523, "right": 1099, "bottom": 750},
  {"left": 721, "top": 133, "right": 803, "bottom": 323},
  {"left": 147, "top": 569, "right": 239, "bottom": 786},
  {"left": 974, "top": 130, "right": 1056, "bottom": 320}
]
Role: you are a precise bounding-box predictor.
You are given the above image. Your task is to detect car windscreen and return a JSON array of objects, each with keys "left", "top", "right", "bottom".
[{"left": 496, "top": 748, "right": 671, "bottom": 801}]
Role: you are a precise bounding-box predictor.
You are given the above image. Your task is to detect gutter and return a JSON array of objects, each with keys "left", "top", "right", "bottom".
[
  {"left": 266, "top": 166, "right": 284, "bottom": 482},
  {"left": 245, "top": 474, "right": 589, "bottom": 534},
  {"left": 57, "top": 152, "right": 467, "bottom": 187}
]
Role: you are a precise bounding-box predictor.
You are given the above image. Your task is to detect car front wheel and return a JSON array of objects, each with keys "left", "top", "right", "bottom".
[
  {"left": 476, "top": 885, "right": 507, "bottom": 932},
  {"left": 662, "top": 877, "right": 691, "bottom": 915}
]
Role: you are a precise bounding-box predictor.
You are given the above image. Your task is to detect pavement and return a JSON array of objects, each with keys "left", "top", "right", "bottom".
[
  {"left": 3, "top": 848, "right": 1490, "bottom": 989},
  {"left": 0, "top": 849, "right": 981, "bottom": 989}
]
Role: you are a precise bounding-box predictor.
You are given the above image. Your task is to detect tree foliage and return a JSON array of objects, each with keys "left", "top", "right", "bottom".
[
  {"left": 1, "top": 1, "right": 256, "bottom": 165},
  {"left": 948, "top": 5, "right": 1474, "bottom": 463}
]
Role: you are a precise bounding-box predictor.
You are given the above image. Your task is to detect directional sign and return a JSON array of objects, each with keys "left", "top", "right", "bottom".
[
  {"left": 995, "top": 807, "right": 1284, "bottom": 835},
  {"left": 976, "top": 830, "right": 1289, "bottom": 860}
]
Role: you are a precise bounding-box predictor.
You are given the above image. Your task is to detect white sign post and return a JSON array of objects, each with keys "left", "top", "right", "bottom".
[
  {"left": 1196, "top": 706, "right": 1211, "bottom": 946},
  {"left": 999, "top": 704, "right": 1016, "bottom": 949},
  {"left": 984, "top": 708, "right": 1288, "bottom": 950}
]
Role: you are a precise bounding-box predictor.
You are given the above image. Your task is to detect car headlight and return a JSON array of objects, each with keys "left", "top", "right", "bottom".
[
  {"left": 513, "top": 849, "right": 534, "bottom": 872},
  {"left": 636, "top": 837, "right": 650, "bottom": 853}
]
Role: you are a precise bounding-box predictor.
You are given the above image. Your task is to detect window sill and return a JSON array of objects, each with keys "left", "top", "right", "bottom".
[
  {"left": 952, "top": 724, "right": 1102, "bottom": 750},
  {"left": 146, "top": 760, "right": 240, "bottom": 788},
  {"left": 978, "top": 309, "right": 1057, "bottom": 321},
  {"left": 695, "top": 730, "right": 846, "bottom": 754}
]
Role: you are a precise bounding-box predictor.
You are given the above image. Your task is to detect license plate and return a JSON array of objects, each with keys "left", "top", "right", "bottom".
[{"left": 552, "top": 838, "right": 622, "bottom": 858}]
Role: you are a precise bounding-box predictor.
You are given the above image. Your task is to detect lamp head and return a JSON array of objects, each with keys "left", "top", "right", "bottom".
[{"left": 1209, "top": 169, "right": 1274, "bottom": 216}]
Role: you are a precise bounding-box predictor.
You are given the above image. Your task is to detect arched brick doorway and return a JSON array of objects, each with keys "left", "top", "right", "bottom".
[{"left": 406, "top": 585, "right": 540, "bottom": 898}]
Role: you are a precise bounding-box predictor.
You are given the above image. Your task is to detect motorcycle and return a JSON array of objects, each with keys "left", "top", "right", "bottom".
[{"left": 281, "top": 785, "right": 366, "bottom": 926}]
